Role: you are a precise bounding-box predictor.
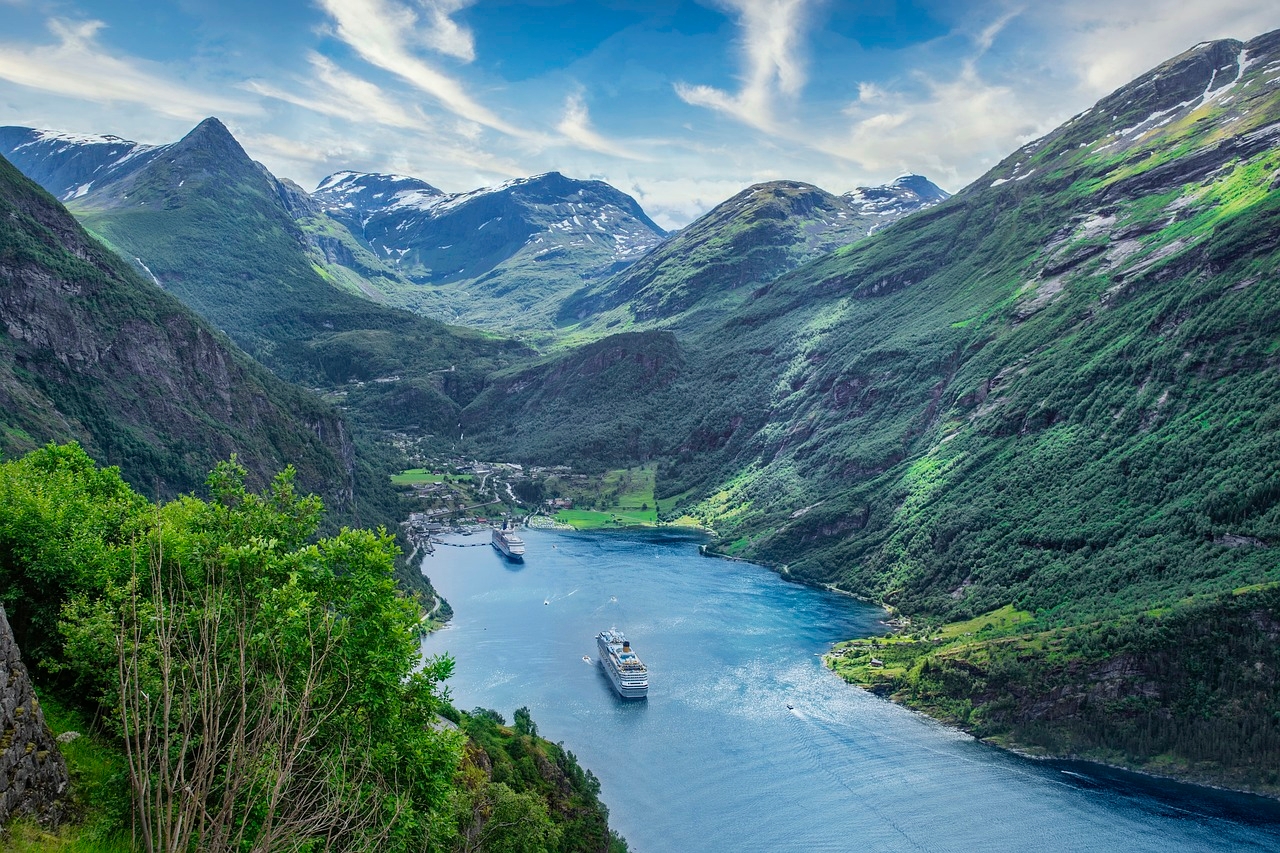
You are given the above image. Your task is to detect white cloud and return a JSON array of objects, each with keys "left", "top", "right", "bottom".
[
  {"left": 622, "top": 175, "right": 760, "bottom": 231},
  {"left": 556, "top": 91, "right": 651, "bottom": 161},
  {"left": 835, "top": 65, "right": 1049, "bottom": 188},
  {"left": 1031, "top": 0, "right": 1280, "bottom": 95},
  {"left": 0, "top": 18, "right": 254, "bottom": 121},
  {"left": 245, "top": 53, "right": 427, "bottom": 130},
  {"left": 675, "top": 0, "right": 812, "bottom": 132},
  {"left": 418, "top": 0, "right": 477, "bottom": 62},
  {"left": 316, "top": 0, "right": 532, "bottom": 139}
]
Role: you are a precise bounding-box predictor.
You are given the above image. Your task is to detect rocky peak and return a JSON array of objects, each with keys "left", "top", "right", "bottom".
[
  {"left": 843, "top": 174, "right": 950, "bottom": 217},
  {"left": 887, "top": 174, "right": 950, "bottom": 203},
  {"left": 160, "top": 116, "right": 259, "bottom": 184},
  {"left": 176, "top": 117, "right": 243, "bottom": 155},
  {"left": 313, "top": 171, "right": 446, "bottom": 219}
]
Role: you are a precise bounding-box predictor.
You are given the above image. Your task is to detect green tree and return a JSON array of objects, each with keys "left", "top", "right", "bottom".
[
  {"left": 58, "top": 459, "right": 465, "bottom": 852},
  {"left": 0, "top": 442, "right": 147, "bottom": 675},
  {"left": 513, "top": 706, "right": 538, "bottom": 738}
]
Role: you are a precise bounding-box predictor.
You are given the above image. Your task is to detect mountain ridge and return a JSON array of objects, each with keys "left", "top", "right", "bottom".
[
  {"left": 310, "top": 167, "right": 667, "bottom": 331},
  {"left": 558, "top": 174, "right": 949, "bottom": 331},
  {"left": 458, "top": 29, "right": 1280, "bottom": 790}
]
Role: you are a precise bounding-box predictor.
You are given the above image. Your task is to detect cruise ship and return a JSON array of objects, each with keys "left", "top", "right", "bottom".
[
  {"left": 491, "top": 524, "right": 525, "bottom": 561},
  {"left": 596, "top": 629, "right": 648, "bottom": 699}
]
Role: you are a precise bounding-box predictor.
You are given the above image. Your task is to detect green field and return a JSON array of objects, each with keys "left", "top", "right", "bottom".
[
  {"left": 390, "top": 468, "right": 472, "bottom": 486},
  {"left": 554, "top": 507, "right": 657, "bottom": 529},
  {"left": 551, "top": 466, "right": 658, "bottom": 528}
]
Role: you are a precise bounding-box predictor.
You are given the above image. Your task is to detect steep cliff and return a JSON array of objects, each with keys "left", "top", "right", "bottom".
[
  {"left": 0, "top": 151, "right": 357, "bottom": 504},
  {"left": 0, "top": 606, "right": 67, "bottom": 829}
]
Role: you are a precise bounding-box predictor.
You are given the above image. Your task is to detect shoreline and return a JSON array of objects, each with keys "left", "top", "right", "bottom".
[
  {"left": 989, "top": 735, "right": 1280, "bottom": 803},
  {"left": 822, "top": 657, "right": 1280, "bottom": 803}
]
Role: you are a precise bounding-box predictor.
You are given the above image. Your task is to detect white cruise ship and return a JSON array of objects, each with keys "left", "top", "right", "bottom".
[
  {"left": 596, "top": 629, "right": 648, "bottom": 699},
  {"left": 491, "top": 524, "right": 525, "bottom": 561}
]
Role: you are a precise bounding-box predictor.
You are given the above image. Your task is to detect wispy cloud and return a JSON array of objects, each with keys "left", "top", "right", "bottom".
[
  {"left": 827, "top": 10, "right": 1048, "bottom": 187},
  {"left": 316, "top": 0, "right": 532, "bottom": 139},
  {"left": 239, "top": 121, "right": 527, "bottom": 189},
  {"left": 675, "top": 0, "right": 812, "bottom": 132},
  {"left": 556, "top": 90, "right": 651, "bottom": 161},
  {"left": 836, "top": 66, "right": 1046, "bottom": 187},
  {"left": 419, "top": 0, "right": 478, "bottom": 62},
  {"left": 245, "top": 53, "right": 427, "bottom": 130},
  {"left": 0, "top": 18, "right": 253, "bottom": 121},
  {"left": 1031, "top": 0, "right": 1280, "bottom": 94}
]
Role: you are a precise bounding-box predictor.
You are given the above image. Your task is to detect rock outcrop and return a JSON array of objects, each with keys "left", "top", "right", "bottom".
[{"left": 0, "top": 606, "right": 67, "bottom": 828}]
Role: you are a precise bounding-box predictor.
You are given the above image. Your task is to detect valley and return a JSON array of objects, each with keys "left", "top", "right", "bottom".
[{"left": 2, "top": 16, "right": 1280, "bottom": 852}]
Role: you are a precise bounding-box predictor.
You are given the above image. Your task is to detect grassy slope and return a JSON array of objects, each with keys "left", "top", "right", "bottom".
[
  {"left": 829, "top": 588, "right": 1280, "bottom": 796},
  {"left": 455, "top": 33, "right": 1280, "bottom": 789},
  {"left": 557, "top": 181, "right": 877, "bottom": 334}
]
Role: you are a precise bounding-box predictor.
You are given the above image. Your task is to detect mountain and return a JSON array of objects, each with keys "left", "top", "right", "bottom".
[
  {"left": 0, "top": 117, "right": 530, "bottom": 436},
  {"left": 673, "top": 31, "right": 1280, "bottom": 614},
  {"left": 464, "top": 30, "right": 1280, "bottom": 788},
  {"left": 311, "top": 169, "right": 666, "bottom": 332},
  {"left": 0, "top": 126, "right": 163, "bottom": 202},
  {"left": 558, "top": 175, "right": 948, "bottom": 331},
  {"left": 841, "top": 173, "right": 950, "bottom": 222},
  {"left": 0, "top": 150, "right": 356, "bottom": 504}
]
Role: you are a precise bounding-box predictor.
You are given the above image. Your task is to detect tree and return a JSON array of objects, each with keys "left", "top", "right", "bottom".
[
  {"left": 512, "top": 707, "right": 537, "bottom": 738},
  {"left": 60, "top": 461, "right": 465, "bottom": 853}
]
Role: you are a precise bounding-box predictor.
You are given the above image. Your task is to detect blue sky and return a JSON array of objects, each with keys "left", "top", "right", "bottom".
[{"left": 1, "top": 0, "right": 1277, "bottom": 228}]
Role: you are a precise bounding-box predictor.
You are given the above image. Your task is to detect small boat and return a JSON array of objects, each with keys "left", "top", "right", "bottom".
[
  {"left": 582, "top": 655, "right": 591, "bottom": 663},
  {"left": 544, "top": 599, "right": 550, "bottom": 606},
  {"left": 786, "top": 703, "right": 795, "bottom": 710}
]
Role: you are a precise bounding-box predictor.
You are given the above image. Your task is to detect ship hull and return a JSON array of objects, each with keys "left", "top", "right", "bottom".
[{"left": 491, "top": 540, "right": 524, "bottom": 562}]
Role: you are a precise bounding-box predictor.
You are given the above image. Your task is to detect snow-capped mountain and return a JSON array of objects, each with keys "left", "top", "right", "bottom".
[
  {"left": 314, "top": 169, "right": 665, "bottom": 279},
  {"left": 312, "top": 171, "right": 447, "bottom": 221},
  {"left": 309, "top": 168, "right": 668, "bottom": 330},
  {"left": 843, "top": 174, "right": 951, "bottom": 227},
  {"left": 0, "top": 127, "right": 163, "bottom": 201}
]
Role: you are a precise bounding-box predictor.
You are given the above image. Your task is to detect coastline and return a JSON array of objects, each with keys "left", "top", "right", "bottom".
[{"left": 823, "top": 654, "right": 1280, "bottom": 803}]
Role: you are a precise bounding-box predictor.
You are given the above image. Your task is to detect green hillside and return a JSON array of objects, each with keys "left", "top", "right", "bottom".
[
  {"left": 558, "top": 177, "right": 944, "bottom": 336},
  {"left": 68, "top": 118, "right": 528, "bottom": 436},
  {"left": 460, "top": 32, "right": 1280, "bottom": 786},
  {"left": 0, "top": 152, "right": 351, "bottom": 503}
]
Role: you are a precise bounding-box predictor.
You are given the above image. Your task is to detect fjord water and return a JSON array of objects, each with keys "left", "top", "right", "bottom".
[{"left": 420, "top": 530, "right": 1280, "bottom": 852}]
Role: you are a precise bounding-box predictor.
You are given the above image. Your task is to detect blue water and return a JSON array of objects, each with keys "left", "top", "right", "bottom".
[{"left": 420, "top": 529, "right": 1280, "bottom": 852}]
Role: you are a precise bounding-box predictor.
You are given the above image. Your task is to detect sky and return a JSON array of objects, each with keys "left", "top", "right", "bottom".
[{"left": 0, "top": 1, "right": 1277, "bottom": 229}]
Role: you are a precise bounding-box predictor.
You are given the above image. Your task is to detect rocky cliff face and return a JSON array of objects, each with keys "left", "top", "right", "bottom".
[
  {"left": 0, "top": 606, "right": 67, "bottom": 829},
  {"left": 0, "top": 150, "right": 358, "bottom": 503}
]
